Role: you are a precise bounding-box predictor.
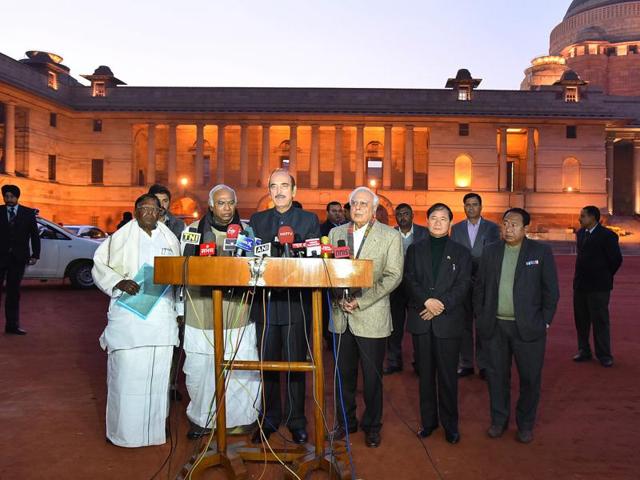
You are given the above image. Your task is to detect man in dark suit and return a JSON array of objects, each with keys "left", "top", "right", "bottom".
[
  {"left": 249, "top": 169, "right": 321, "bottom": 445},
  {"left": 404, "top": 203, "right": 472, "bottom": 444},
  {"left": 474, "top": 208, "right": 559, "bottom": 444},
  {"left": 450, "top": 193, "right": 501, "bottom": 378},
  {"left": 148, "top": 183, "right": 185, "bottom": 240},
  {"left": 384, "top": 203, "right": 428, "bottom": 375},
  {"left": 320, "top": 201, "right": 344, "bottom": 237},
  {"left": 573, "top": 205, "right": 622, "bottom": 367},
  {"left": 1, "top": 184, "right": 40, "bottom": 335}
]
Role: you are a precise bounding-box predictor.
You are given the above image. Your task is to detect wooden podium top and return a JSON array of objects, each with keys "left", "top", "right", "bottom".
[{"left": 154, "top": 256, "right": 373, "bottom": 289}]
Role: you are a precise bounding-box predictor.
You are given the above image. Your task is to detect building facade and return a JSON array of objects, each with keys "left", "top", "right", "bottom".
[{"left": 1, "top": 2, "right": 640, "bottom": 231}]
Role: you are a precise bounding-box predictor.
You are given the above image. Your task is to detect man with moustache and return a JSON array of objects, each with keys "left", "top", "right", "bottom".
[
  {"left": 328, "top": 187, "right": 404, "bottom": 448},
  {"left": 450, "top": 193, "right": 500, "bottom": 379},
  {"left": 180, "top": 184, "right": 260, "bottom": 439},
  {"left": 249, "top": 169, "right": 321, "bottom": 445},
  {"left": 92, "top": 194, "right": 181, "bottom": 447},
  {"left": 148, "top": 184, "right": 185, "bottom": 239},
  {"left": 1, "top": 184, "right": 40, "bottom": 335},
  {"left": 474, "top": 208, "right": 559, "bottom": 444},
  {"left": 384, "top": 203, "right": 428, "bottom": 375}
]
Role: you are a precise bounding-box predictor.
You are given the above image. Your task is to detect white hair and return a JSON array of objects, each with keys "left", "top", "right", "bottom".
[
  {"left": 208, "top": 184, "right": 237, "bottom": 207},
  {"left": 348, "top": 186, "right": 379, "bottom": 209}
]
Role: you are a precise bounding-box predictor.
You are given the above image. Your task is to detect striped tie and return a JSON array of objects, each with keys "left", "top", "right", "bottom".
[{"left": 8, "top": 207, "right": 16, "bottom": 221}]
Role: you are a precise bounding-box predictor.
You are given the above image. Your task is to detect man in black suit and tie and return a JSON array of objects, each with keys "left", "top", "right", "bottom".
[
  {"left": 474, "top": 208, "right": 559, "bottom": 444},
  {"left": 320, "top": 201, "right": 344, "bottom": 237},
  {"left": 404, "top": 203, "right": 472, "bottom": 444},
  {"left": 1, "top": 184, "right": 40, "bottom": 335},
  {"left": 572, "top": 206, "right": 622, "bottom": 367},
  {"left": 249, "top": 169, "right": 321, "bottom": 445},
  {"left": 384, "top": 203, "right": 428, "bottom": 374},
  {"left": 450, "top": 193, "right": 500, "bottom": 378}
]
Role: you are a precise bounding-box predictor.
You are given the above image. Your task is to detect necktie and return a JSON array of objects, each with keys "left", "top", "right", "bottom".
[{"left": 8, "top": 207, "right": 16, "bottom": 221}]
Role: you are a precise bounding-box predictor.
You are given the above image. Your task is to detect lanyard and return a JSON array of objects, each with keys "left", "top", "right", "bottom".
[{"left": 347, "top": 220, "right": 375, "bottom": 259}]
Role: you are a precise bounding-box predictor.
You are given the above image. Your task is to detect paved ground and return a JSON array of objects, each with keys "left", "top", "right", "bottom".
[{"left": 1, "top": 256, "right": 639, "bottom": 479}]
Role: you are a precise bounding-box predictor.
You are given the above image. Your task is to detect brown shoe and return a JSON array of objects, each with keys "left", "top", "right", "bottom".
[
  {"left": 487, "top": 424, "right": 506, "bottom": 438},
  {"left": 516, "top": 430, "right": 533, "bottom": 444}
]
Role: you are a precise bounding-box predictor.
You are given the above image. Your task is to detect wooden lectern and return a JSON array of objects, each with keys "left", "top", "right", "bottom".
[{"left": 155, "top": 256, "right": 373, "bottom": 480}]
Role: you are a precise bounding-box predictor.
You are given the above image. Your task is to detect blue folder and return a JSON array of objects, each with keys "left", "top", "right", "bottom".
[{"left": 115, "top": 263, "right": 170, "bottom": 320}]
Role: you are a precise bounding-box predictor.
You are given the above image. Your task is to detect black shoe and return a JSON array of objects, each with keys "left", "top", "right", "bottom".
[
  {"left": 516, "top": 429, "right": 534, "bottom": 444},
  {"left": 251, "top": 426, "right": 276, "bottom": 444},
  {"left": 417, "top": 425, "right": 438, "bottom": 438},
  {"left": 187, "top": 426, "right": 212, "bottom": 439},
  {"left": 599, "top": 357, "right": 614, "bottom": 368},
  {"left": 457, "top": 367, "right": 474, "bottom": 377},
  {"left": 573, "top": 351, "right": 593, "bottom": 362},
  {"left": 445, "top": 430, "right": 460, "bottom": 444},
  {"left": 5, "top": 327, "right": 27, "bottom": 335},
  {"left": 364, "top": 430, "right": 381, "bottom": 448},
  {"left": 290, "top": 428, "right": 308, "bottom": 444},
  {"left": 487, "top": 424, "right": 506, "bottom": 438},
  {"left": 329, "top": 424, "right": 357, "bottom": 441},
  {"left": 479, "top": 369, "right": 487, "bottom": 381},
  {"left": 383, "top": 365, "right": 402, "bottom": 375}
]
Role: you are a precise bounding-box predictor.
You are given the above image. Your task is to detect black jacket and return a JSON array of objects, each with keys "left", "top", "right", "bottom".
[
  {"left": 574, "top": 224, "right": 622, "bottom": 292},
  {"left": 473, "top": 238, "right": 559, "bottom": 342},
  {"left": 249, "top": 206, "right": 321, "bottom": 325},
  {"left": 404, "top": 236, "right": 472, "bottom": 338},
  {"left": 0, "top": 204, "right": 41, "bottom": 262}
]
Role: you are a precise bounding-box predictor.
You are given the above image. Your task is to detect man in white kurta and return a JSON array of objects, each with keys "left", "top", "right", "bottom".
[
  {"left": 92, "top": 194, "right": 181, "bottom": 448},
  {"left": 181, "top": 185, "right": 260, "bottom": 439}
]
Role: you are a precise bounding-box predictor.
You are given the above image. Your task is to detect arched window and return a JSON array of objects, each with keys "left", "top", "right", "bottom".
[
  {"left": 562, "top": 157, "right": 580, "bottom": 192},
  {"left": 366, "top": 141, "right": 383, "bottom": 186},
  {"left": 278, "top": 140, "right": 291, "bottom": 169},
  {"left": 454, "top": 154, "right": 472, "bottom": 189}
]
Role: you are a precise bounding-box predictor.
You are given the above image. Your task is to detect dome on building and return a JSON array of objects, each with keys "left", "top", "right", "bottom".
[
  {"left": 565, "top": 0, "right": 638, "bottom": 19},
  {"left": 575, "top": 26, "right": 608, "bottom": 42}
]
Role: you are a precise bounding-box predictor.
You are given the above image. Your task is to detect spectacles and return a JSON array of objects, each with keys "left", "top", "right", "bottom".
[
  {"left": 215, "top": 200, "right": 236, "bottom": 208},
  {"left": 136, "top": 206, "right": 160, "bottom": 214},
  {"left": 350, "top": 200, "right": 370, "bottom": 208}
]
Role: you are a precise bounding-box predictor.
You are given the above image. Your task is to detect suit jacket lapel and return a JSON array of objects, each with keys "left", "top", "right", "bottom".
[
  {"left": 422, "top": 235, "right": 434, "bottom": 287},
  {"left": 358, "top": 221, "right": 378, "bottom": 259},
  {"left": 514, "top": 238, "right": 529, "bottom": 282},
  {"left": 436, "top": 239, "right": 455, "bottom": 284},
  {"left": 461, "top": 222, "right": 472, "bottom": 250},
  {"left": 476, "top": 220, "right": 488, "bottom": 246}
]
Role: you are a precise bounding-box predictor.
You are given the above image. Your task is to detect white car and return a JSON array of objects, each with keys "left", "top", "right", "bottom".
[
  {"left": 64, "top": 224, "right": 109, "bottom": 241},
  {"left": 24, "top": 217, "right": 101, "bottom": 289}
]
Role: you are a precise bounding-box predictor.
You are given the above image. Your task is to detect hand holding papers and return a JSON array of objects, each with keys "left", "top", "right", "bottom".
[{"left": 116, "top": 264, "right": 169, "bottom": 319}]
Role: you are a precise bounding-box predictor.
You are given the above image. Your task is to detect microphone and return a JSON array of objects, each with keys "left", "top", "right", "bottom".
[
  {"left": 333, "top": 239, "right": 351, "bottom": 259},
  {"left": 320, "top": 236, "right": 333, "bottom": 258},
  {"left": 222, "top": 223, "right": 240, "bottom": 254},
  {"left": 199, "top": 243, "right": 216, "bottom": 256},
  {"left": 235, "top": 230, "right": 257, "bottom": 257},
  {"left": 277, "top": 226, "right": 295, "bottom": 257},
  {"left": 254, "top": 242, "right": 272, "bottom": 257},
  {"left": 181, "top": 227, "right": 201, "bottom": 256},
  {"left": 305, "top": 238, "right": 321, "bottom": 257}
]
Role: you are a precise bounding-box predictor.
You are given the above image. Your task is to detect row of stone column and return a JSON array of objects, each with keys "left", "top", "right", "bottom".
[{"left": 144, "top": 123, "right": 415, "bottom": 190}]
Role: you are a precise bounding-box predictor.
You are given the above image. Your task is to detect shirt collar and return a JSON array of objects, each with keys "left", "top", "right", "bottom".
[
  {"left": 399, "top": 225, "right": 414, "bottom": 239},
  {"left": 468, "top": 217, "right": 482, "bottom": 228}
]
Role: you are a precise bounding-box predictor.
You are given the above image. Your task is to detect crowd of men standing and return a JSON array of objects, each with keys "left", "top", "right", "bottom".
[{"left": 0, "top": 177, "right": 624, "bottom": 451}]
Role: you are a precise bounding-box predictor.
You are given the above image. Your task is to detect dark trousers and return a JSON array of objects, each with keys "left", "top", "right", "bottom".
[
  {"left": 255, "top": 320, "right": 307, "bottom": 430},
  {"left": 485, "top": 320, "right": 546, "bottom": 432},
  {"left": 573, "top": 290, "right": 612, "bottom": 360},
  {"left": 0, "top": 255, "right": 27, "bottom": 331},
  {"left": 387, "top": 287, "right": 411, "bottom": 368},
  {"left": 413, "top": 331, "right": 461, "bottom": 433},
  {"left": 459, "top": 289, "right": 486, "bottom": 370},
  {"left": 335, "top": 328, "right": 386, "bottom": 433}
]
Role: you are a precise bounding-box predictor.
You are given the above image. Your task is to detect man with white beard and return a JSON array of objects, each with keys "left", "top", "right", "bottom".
[{"left": 92, "top": 193, "right": 181, "bottom": 447}]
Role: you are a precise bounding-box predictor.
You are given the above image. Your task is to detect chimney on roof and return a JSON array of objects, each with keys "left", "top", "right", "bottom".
[{"left": 553, "top": 69, "right": 587, "bottom": 103}]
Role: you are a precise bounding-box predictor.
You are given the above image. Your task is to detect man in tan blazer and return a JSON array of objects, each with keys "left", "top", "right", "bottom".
[{"left": 328, "top": 187, "right": 403, "bottom": 448}]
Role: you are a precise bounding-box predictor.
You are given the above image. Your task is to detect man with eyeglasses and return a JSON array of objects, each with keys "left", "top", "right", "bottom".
[
  {"left": 328, "top": 187, "right": 404, "bottom": 448},
  {"left": 92, "top": 193, "right": 182, "bottom": 447},
  {"left": 148, "top": 183, "right": 185, "bottom": 240},
  {"left": 474, "top": 208, "right": 559, "bottom": 445},
  {"left": 179, "top": 184, "right": 261, "bottom": 439},
  {"left": 248, "top": 169, "right": 321, "bottom": 446},
  {"left": 1, "top": 184, "right": 40, "bottom": 335}
]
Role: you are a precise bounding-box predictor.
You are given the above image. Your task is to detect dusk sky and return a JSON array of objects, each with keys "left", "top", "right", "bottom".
[{"left": 4, "top": 0, "right": 568, "bottom": 90}]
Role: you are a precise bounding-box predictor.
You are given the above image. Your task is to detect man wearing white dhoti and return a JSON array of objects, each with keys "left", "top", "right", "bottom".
[
  {"left": 92, "top": 194, "right": 181, "bottom": 448},
  {"left": 181, "top": 184, "right": 260, "bottom": 439}
]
